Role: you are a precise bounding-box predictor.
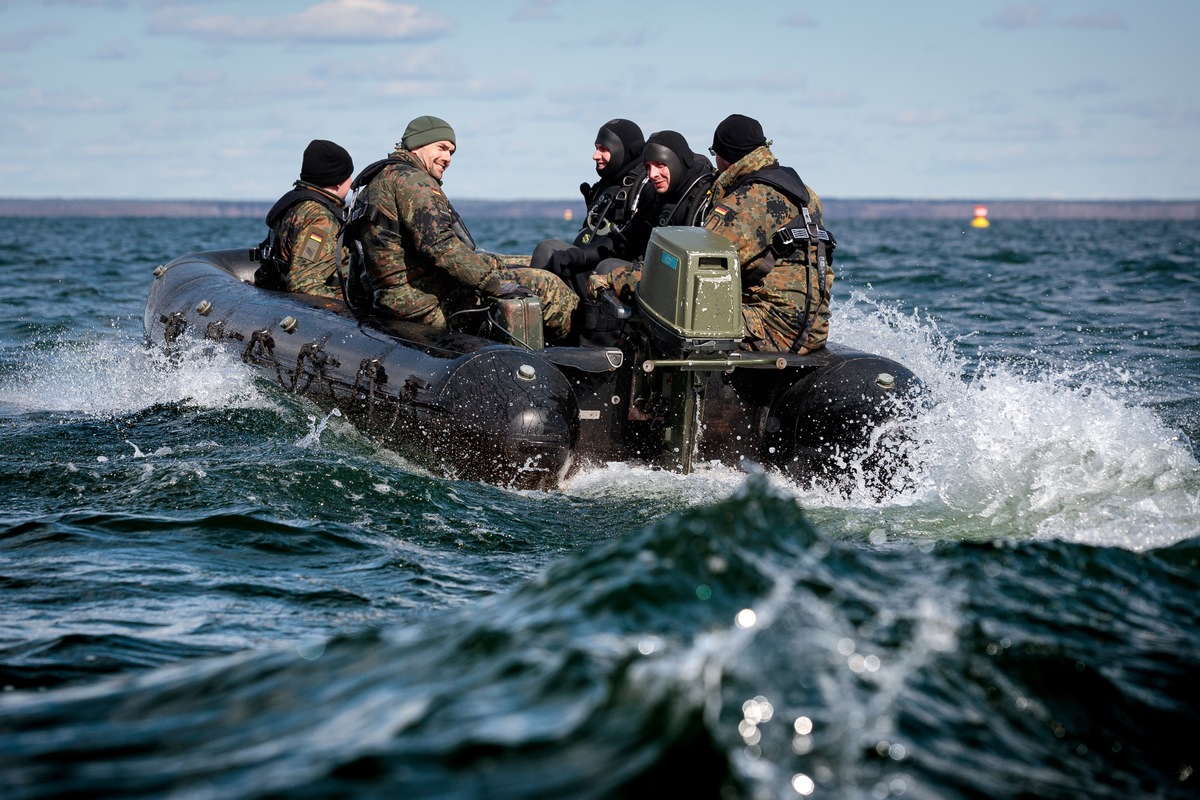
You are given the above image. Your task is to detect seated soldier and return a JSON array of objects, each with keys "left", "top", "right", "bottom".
[
  {"left": 344, "top": 116, "right": 577, "bottom": 341},
  {"left": 256, "top": 139, "right": 354, "bottom": 298},
  {"left": 589, "top": 116, "right": 834, "bottom": 355}
]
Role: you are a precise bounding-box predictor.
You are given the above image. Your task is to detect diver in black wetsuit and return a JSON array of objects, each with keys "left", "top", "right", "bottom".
[
  {"left": 531, "top": 118, "right": 657, "bottom": 298},
  {"left": 574, "top": 130, "right": 716, "bottom": 347},
  {"left": 640, "top": 129, "right": 715, "bottom": 229}
]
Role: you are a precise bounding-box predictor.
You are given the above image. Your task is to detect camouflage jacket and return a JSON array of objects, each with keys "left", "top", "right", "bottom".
[
  {"left": 703, "top": 145, "right": 833, "bottom": 353},
  {"left": 359, "top": 148, "right": 504, "bottom": 320},
  {"left": 267, "top": 183, "right": 345, "bottom": 299}
]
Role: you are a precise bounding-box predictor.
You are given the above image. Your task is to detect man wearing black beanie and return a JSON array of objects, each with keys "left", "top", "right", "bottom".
[
  {"left": 255, "top": 139, "right": 355, "bottom": 298},
  {"left": 531, "top": 118, "right": 657, "bottom": 298},
  {"left": 703, "top": 114, "right": 834, "bottom": 354},
  {"left": 709, "top": 114, "right": 768, "bottom": 165},
  {"left": 588, "top": 115, "right": 835, "bottom": 354}
]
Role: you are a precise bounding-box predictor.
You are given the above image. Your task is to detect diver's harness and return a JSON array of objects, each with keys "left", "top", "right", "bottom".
[
  {"left": 729, "top": 165, "right": 835, "bottom": 353},
  {"left": 339, "top": 157, "right": 478, "bottom": 312},
  {"left": 577, "top": 163, "right": 651, "bottom": 246},
  {"left": 253, "top": 184, "right": 347, "bottom": 291},
  {"left": 654, "top": 170, "right": 715, "bottom": 228}
]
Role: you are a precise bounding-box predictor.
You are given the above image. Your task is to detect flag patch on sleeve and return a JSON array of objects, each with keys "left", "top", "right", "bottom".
[{"left": 300, "top": 233, "right": 324, "bottom": 261}]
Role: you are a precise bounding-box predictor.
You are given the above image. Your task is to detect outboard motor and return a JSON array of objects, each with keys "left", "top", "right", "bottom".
[
  {"left": 630, "top": 227, "right": 750, "bottom": 472},
  {"left": 636, "top": 227, "right": 743, "bottom": 357},
  {"left": 574, "top": 226, "right": 921, "bottom": 489}
]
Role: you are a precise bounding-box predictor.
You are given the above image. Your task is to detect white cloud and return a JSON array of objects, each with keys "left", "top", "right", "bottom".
[
  {"left": 888, "top": 109, "right": 956, "bottom": 127},
  {"left": 464, "top": 71, "right": 536, "bottom": 100},
  {"left": 176, "top": 69, "right": 226, "bottom": 88},
  {"left": 1101, "top": 98, "right": 1200, "bottom": 130},
  {"left": 807, "top": 89, "right": 863, "bottom": 108},
  {"left": 587, "top": 28, "right": 647, "bottom": 49},
  {"left": 91, "top": 38, "right": 135, "bottom": 60},
  {"left": 687, "top": 69, "right": 808, "bottom": 95},
  {"left": 1058, "top": 12, "right": 1127, "bottom": 31},
  {"left": 14, "top": 87, "right": 127, "bottom": 113},
  {"left": 511, "top": 0, "right": 560, "bottom": 22},
  {"left": 995, "top": 115, "right": 1088, "bottom": 142},
  {"left": 43, "top": 0, "right": 129, "bottom": 7},
  {"left": 929, "top": 143, "right": 1040, "bottom": 172},
  {"left": 984, "top": 3, "right": 1050, "bottom": 30},
  {"left": 374, "top": 79, "right": 445, "bottom": 98},
  {"left": 984, "top": 4, "right": 1126, "bottom": 32},
  {"left": 332, "top": 47, "right": 468, "bottom": 81},
  {"left": 1102, "top": 143, "right": 1166, "bottom": 162},
  {"left": 782, "top": 12, "right": 818, "bottom": 28},
  {"left": 1040, "top": 78, "right": 1118, "bottom": 99},
  {"left": 147, "top": 0, "right": 454, "bottom": 44},
  {"left": 0, "top": 22, "right": 70, "bottom": 53}
]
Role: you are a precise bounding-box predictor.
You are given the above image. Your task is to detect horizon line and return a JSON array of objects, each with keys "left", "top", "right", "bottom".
[{"left": 2, "top": 196, "right": 1198, "bottom": 221}]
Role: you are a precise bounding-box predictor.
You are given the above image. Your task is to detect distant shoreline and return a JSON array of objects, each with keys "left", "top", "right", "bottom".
[{"left": 1, "top": 197, "right": 1198, "bottom": 221}]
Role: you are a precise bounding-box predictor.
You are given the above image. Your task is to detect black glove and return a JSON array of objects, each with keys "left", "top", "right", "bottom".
[
  {"left": 545, "top": 247, "right": 588, "bottom": 279},
  {"left": 492, "top": 281, "right": 535, "bottom": 299}
]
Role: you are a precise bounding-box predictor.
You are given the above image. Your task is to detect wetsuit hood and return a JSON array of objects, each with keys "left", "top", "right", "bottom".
[
  {"left": 643, "top": 130, "right": 705, "bottom": 202},
  {"left": 595, "top": 118, "right": 644, "bottom": 180}
]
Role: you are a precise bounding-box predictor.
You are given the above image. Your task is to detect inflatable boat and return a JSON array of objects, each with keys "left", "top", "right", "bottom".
[{"left": 144, "top": 227, "right": 920, "bottom": 491}]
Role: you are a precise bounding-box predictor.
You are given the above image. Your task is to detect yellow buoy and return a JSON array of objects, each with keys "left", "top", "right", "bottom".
[{"left": 971, "top": 204, "right": 990, "bottom": 228}]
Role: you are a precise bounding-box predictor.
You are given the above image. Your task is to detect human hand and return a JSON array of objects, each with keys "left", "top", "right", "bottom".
[{"left": 586, "top": 272, "right": 613, "bottom": 300}]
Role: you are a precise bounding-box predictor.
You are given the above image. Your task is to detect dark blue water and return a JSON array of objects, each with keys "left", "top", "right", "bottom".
[{"left": 1, "top": 215, "right": 1197, "bottom": 798}]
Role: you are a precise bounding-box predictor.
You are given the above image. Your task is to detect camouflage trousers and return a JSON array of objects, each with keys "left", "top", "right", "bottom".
[
  {"left": 375, "top": 262, "right": 577, "bottom": 341},
  {"left": 501, "top": 266, "right": 579, "bottom": 340},
  {"left": 741, "top": 262, "right": 833, "bottom": 354}
]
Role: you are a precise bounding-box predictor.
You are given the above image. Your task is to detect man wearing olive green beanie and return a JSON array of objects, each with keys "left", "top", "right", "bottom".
[
  {"left": 401, "top": 115, "right": 456, "bottom": 151},
  {"left": 347, "top": 115, "right": 578, "bottom": 339}
]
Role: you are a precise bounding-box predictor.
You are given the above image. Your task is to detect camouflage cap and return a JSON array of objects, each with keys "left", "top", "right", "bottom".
[{"left": 402, "top": 115, "right": 456, "bottom": 150}]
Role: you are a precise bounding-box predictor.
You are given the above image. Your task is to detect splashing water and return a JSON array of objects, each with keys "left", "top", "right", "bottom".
[
  {"left": 0, "top": 333, "right": 267, "bottom": 417},
  {"left": 812, "top": 288, "right": 1200, "bottom": 550},
  {"left": 295, "top": 408, "right": 344, "bottom": 449}
]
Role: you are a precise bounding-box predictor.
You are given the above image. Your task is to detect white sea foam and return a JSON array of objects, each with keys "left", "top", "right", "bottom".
[
  {"left": 559, "top": 458, "right": 748, "bottom": 506},
  {"left": 561, "top": 290, "right": 1200, "bottom": 551},
  {"left": 7, "top": 297, "right": 1196, "bottom": 551},
  {"left": 0, "top": 332, "right": 269, "bottom": 416},
  {"left": 823, "top": 290, "right": 1200, "bottom": 550}
]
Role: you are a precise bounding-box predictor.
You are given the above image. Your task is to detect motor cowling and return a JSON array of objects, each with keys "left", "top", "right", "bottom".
[{"left": 635, "top": 227, "right": 744, "bottom": 359}]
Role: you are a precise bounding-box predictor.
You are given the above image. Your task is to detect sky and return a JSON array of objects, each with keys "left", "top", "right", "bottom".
[{"left": 1, "top": 0, "right": 1197, "bottom": 202}]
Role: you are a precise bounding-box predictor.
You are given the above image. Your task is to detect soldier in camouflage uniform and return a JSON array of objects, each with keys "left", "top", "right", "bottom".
[
  {"left": 348, "top": 116, "right": 577, "bottom": 340},
  {"left": 256, "top": 139, "right": 354, "bottom": 299},
  {"left": 589, "top": 115, "right": 833, "bottom": 354},
  {"left": 703, "top": 114, "right": 833, "bottom": 354}
]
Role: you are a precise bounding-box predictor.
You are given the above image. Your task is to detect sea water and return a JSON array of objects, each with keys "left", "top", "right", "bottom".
[{"left": 0, "top": 215, "right": 1197, "bottom": 798}]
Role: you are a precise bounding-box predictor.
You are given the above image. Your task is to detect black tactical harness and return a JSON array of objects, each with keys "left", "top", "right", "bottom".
[
  {"left": 254, "top": 184, "right": 346, "bottom": 291},
  {"left": 654, "top": 170, "right": 715, "bottom": 228},
  {"left": 577, "top": 162, "right": 651, "bottom": 246},
  {"left": 726, "top": 165, "right": 836, "bottom": 353},
  {"left": 340, "top": 157, "right": 479, "bottom": 311}
]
